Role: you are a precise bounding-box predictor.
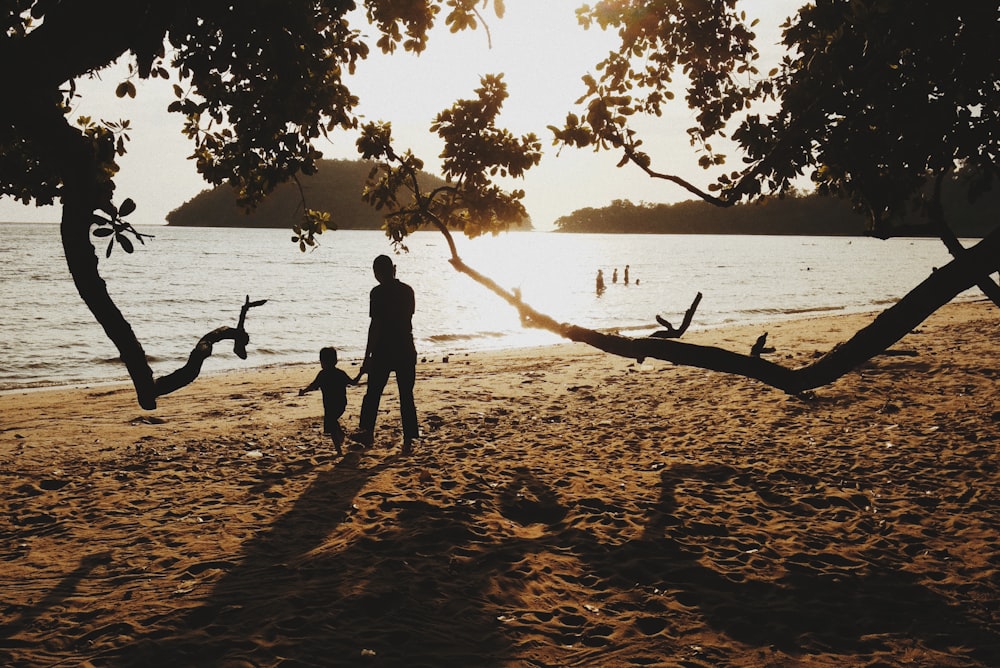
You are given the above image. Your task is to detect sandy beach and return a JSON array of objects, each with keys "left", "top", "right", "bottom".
[{"left": 1, "top": 300, "right": 997, "bottom": 667}]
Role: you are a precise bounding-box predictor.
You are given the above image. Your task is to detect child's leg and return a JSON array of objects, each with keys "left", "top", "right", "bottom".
[{"left": 331, "top": 421, "right": 345, "bottom": 455}]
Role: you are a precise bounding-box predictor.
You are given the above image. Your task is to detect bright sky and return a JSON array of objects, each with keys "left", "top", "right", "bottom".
[{"left": 0, "top": 1, "right": 801, "bottom": 230}]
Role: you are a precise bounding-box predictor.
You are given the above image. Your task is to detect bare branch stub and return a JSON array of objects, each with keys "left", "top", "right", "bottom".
[
  {"left": 235, "top": 295, "right": 268, "bottom": 359},
  {"left": 750, "top": 332, "right": 776, "bottom": 357},
  {"left": 651, "top": 292, "right": 703, "bottom": 339}
]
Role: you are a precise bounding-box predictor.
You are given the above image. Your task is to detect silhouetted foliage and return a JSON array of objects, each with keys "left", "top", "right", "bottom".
[{"left": 357, "top": 74, "right": 541, "bottom": 248}]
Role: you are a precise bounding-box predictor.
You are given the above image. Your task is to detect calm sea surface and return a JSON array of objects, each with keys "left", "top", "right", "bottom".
[{"left": 0, "top": 223, "right": 974, "bottom": 391}]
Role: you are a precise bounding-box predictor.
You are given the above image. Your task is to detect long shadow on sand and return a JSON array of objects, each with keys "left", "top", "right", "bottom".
[
  {"left": 103, "top": 450, "right": 519, "bottom": 667},
  {"left": 100, "top": 457, "right": 996, "bottom": 666},
  {"left": 598, "top": 463, "right": 999, "bottom": 662}
]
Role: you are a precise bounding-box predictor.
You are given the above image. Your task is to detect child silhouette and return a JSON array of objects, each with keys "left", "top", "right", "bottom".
[{"left": 299, "top": 346, "right": 359, "bottom": 455}]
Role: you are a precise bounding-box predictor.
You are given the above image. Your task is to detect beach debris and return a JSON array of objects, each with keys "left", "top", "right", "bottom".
[
  {"left": 130, "top": 415, "right": 167, "bottom": 425},
  {"left": 172, "top": 581, "right": 196, "bottom": 596},
  {"left": 360, "top": 649, "right": 377, "bottom": 658}
]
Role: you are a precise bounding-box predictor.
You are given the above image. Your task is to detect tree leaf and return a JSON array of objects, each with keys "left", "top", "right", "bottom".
[
  {"left": 119, "top": 198, "right": 137, "bottom": 217},
  {"left": 93, "top": 228, "right": 114, "bottom": 237}
]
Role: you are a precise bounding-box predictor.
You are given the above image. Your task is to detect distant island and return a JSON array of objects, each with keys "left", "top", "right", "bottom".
[
  {"left": 168, "top": 159, "right": 998, "bottom": 237},
  {"left": 166, "top": 159, "right": 532, "bottom": 231},
  {"left": 553, "top": 187, "right": 1000, "bottom": 237}
]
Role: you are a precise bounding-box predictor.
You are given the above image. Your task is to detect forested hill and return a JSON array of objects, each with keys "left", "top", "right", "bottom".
[
  {"left": 553, "top": 190, "right": 1000, "bottom": 237},
  {"left": 166, "top": 159, "right": 533, "bottom": 230}
]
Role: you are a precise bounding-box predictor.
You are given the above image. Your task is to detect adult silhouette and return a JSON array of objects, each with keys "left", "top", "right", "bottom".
[{"left": 353, "top": 255, "right": 419, "bottom": 454}]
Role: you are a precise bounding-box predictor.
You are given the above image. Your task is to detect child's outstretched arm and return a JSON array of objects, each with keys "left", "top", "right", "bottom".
[{"left": 299, "top": 373, "right": 321, "bottom": 396}]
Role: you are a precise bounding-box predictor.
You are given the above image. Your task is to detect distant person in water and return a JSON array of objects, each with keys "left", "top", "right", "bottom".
[
  {"left": 596, "top": 269, "right": 605, "bottom": 294},
  {"left": 612, "top": 268, "right": 618, "bottom": 284},
  {"left": 352, "top": 255, "right": 419, "bottom": 454},
  {"left": 624, "top": 264, "right": 630, "bottom": 285},
  {"left": 299, "top": 346, "right": 358, "bottom": 456}
]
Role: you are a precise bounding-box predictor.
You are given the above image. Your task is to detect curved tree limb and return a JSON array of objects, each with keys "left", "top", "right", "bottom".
[
  {"left": 620, "top": 142, "right": 731, "bottom": 207},
  {"left": 46, "top": 103, "right": 160, "bottom": 409},
  {"left": 925, "top": 171, "right": 1000, "bottom": 308},
  {"left": 52, "top": 99, "right": 267, "bottom": 409},
  {"left": 441, "top": 222, "right": 1000, "bottom": 395},
  {"left": 54, "top": 111, "right": 266, "bottom": 409},
  {"left": 154, "top": 295, "right": 266, "bottom": 397}
]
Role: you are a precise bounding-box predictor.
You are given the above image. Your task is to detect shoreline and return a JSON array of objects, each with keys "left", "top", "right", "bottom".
[
  {"left": 1, "top": 294, "right": 983, "bottom": 398},
  {"left": 1, "top": 299, "right": 997, "bottom": 667}
]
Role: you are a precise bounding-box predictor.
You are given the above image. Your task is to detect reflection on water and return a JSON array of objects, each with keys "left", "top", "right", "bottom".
[{"left": 0, "top": 224, "right": 974, "bottom": 390}]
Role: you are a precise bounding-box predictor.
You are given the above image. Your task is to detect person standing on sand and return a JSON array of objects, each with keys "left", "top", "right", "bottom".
[
  {"left": 352, "top": 255, "right": 419, "bottom": 454},
  {"left": 299, "top": 346, "right": 358, "bottom": 456}
]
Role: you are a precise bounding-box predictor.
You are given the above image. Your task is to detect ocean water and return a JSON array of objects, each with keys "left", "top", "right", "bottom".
[{"left": 0, "top": 223, "right": 973, "bottom": 391}]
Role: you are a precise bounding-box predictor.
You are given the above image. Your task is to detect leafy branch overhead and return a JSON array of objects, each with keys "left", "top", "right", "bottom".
[
  {"left": 91, "top": 197, "right": 153, "bottom": 258},
  {"left": 357, "top": 74, "right": 542, "bottom": 247}
]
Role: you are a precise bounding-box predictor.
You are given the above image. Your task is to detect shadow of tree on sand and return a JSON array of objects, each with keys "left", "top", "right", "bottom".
[
  {"left": 103, "top": 450, "right": 520, "bottom": 667},
  {"left": 592, "top": 463, "right": 999, "bottom": 662},
  {"left": 102, "top": 457, "right": 996, "bottom": 666},
  {"left": 0, "top": 551, "right": 113, "bottom": 647}
]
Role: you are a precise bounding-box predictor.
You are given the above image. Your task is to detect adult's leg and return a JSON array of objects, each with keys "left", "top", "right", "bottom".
[
  {"left": 395, "top": 362, "right": 418, "bottom": 441},
  {"left": 359, "top": 363, "right": 391, "bottom": 433}
]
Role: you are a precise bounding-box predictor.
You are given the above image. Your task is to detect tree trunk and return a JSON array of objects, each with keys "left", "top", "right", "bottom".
[
  {"left": 50, "top": 108, "right": 263, "bottom": 410},
  {"left": 58, "top": 135, "right": 160, "bottom": 409}
]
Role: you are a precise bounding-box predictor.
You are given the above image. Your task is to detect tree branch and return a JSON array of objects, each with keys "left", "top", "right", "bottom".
[
  {"left": 621, "top": 143, "right": 732, "bottom": 207},
  {"left": 153, "top": 296, "right": 266, "bottom": 398},
  {"left": 444, "top": 225, "right": 1000, "bottom": 394},
  {"left": 926, "top": 171, "right": 1000, "bottom": 308},
  {"left": 153, "top": 296, "right": 266, "bottom": 399},
  {"left": 651, "top": 292, "right": 703, "bottom": 338}
]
